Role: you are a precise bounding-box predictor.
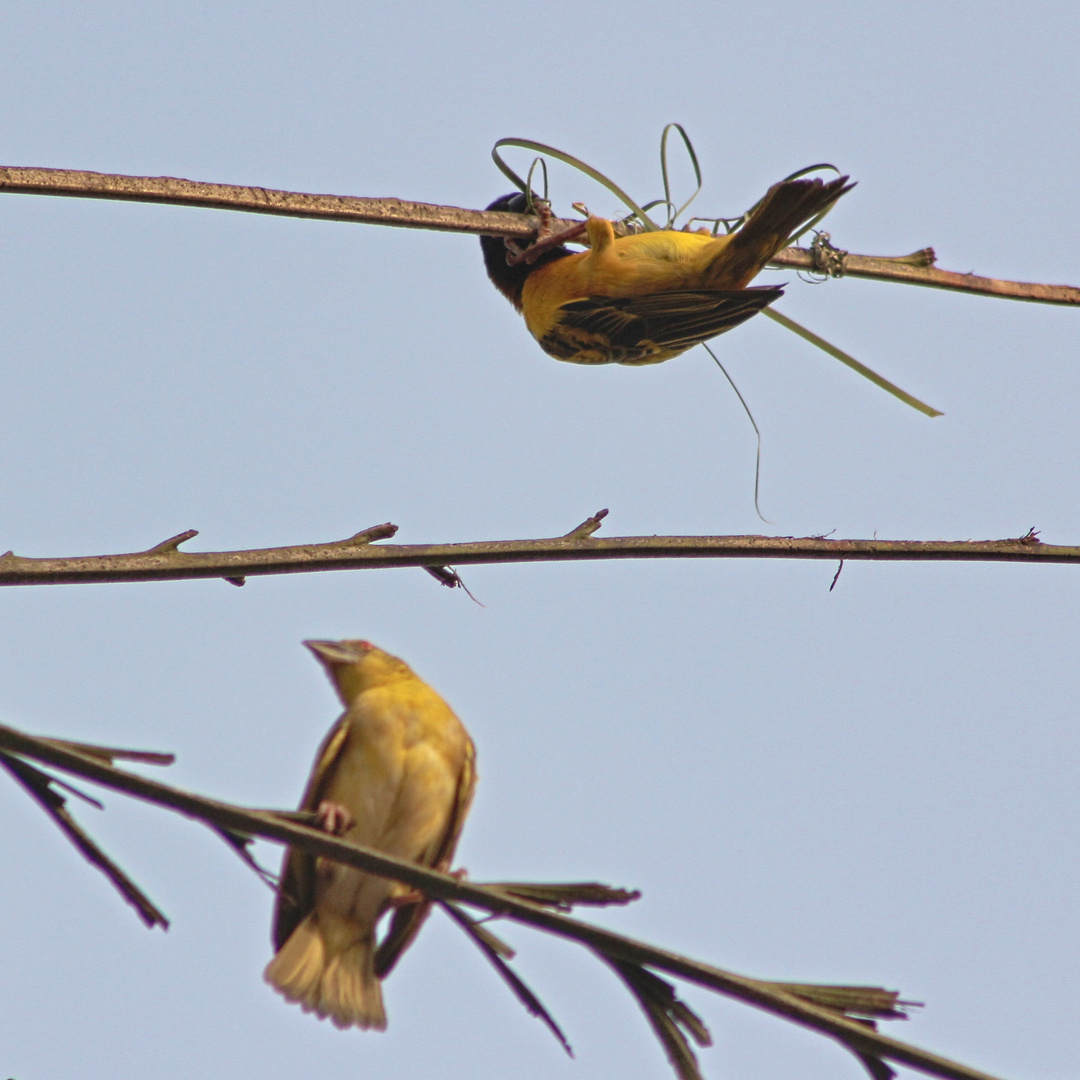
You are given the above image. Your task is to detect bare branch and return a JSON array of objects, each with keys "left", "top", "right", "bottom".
[
  {"left": 0, "top": 522, "right": 1076, "bottom": 588},
  {"left": 0, "top": 165, "right": 531, "bottom": 236},
  {"left": 1, "top": 165, "right": 1076, "bottom": 304},
  {"left": 0, "top": 721, "right": 1008, "bottom": 1080},
  {"left": 769, "top": 244, "right": 1080, "bottom": 305}
]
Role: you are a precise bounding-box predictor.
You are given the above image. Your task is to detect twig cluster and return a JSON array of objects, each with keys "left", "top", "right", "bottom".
[{"left": 1, "top": 721, "right": 1013, "bottom": 1080}]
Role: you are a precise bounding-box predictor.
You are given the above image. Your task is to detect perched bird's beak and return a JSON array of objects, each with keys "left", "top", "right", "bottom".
[{"left": 303, "top": 639, "right": 370, "bottom": 665}]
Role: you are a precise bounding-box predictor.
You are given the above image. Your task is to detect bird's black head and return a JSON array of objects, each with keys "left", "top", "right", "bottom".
[{"left": 479, "top": 192, "right": 571, "bottom": 311}]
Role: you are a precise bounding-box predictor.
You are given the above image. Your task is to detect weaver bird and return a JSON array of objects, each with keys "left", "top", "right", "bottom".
[
  {"left": 481, "top": 175, "right": 853, "bottom": 365},
  {"left": 264, "top": 639, "right": 477, "bottom": 1031}
]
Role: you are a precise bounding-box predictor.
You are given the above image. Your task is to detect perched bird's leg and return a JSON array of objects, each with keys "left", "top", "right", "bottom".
[{"left": 316, "top": 800, "right": 354, "bottom": 836}]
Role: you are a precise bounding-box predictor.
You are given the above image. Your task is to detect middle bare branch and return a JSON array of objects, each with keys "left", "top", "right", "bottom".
[{"left": 0, "top": 522, "right": 1074, "bottom": 588}]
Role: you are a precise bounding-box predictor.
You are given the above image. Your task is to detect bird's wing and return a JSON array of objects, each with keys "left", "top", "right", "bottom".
[
  {"left": 544, "top": 285, "right": 783, "bottom": 364},
  {"left": 373, "top": 738, "right": 478, "bottom": 979},
  {"left": 271, "top": 717, "right": 352, "bottom": 950}
]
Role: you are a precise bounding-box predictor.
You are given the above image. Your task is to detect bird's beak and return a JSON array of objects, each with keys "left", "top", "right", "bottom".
[{"left": 303, "top": 639, "right": 367, "bottom": 665}]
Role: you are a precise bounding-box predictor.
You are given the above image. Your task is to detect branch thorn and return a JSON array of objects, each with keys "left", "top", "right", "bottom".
[
  {"left": 143, "top": 530, "right": 198, "bottom": 555},
  {"left": 343, "top": 522, "right": 398, "bottom": 544},
  {"left": 564, "top": 509, "right": 609, "bottom": 540}
]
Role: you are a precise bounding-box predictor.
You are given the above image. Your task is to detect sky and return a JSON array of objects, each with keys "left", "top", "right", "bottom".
[{"left": 1, "top": 3, "right": 1078, "bottom": 1079}]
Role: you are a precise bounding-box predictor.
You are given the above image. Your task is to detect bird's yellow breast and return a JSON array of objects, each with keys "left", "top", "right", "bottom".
[{"left": 521, "top": 220, "right": 735, "bottom": 343}]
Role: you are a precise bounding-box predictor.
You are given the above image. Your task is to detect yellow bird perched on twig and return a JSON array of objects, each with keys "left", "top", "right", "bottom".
[
  {"left": 481, "top": 175, "right": 853, "bottom": 365},
  {"left": 264, "top": 639, "right": 477, "bottom": 1030}
]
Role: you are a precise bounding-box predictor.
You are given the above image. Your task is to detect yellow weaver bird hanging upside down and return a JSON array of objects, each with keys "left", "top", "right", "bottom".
[
  {"left": 264, "top": 639, "right": 477, "bottom": 1031},
  {"left": 481, "top": 175, "right": 853, "bottom": 366}
]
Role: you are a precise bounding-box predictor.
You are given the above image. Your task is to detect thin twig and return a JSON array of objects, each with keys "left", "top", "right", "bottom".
[
  {"left": 0, "top": 722, "right": 1008, "bottom": 1080},
  {"left": 1, "top": 165, "right": 1076, "bottom": 305},
  {"left": 604, "top": 956, "right": 712, "bottom": 1080},
  {"left": 0, "top": 751, "right": 169, "bottom": 928},
  {"left": 0, "top": 521, "right": 1076, "bottom": 588},
  {"left": 441, "top": 900, "right": 574, "bottom": 1055}
]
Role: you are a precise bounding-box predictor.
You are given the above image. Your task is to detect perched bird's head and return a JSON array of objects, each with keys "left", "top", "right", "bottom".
[
  {"left": 479, "top": 192, "right": 572, "bottom": 312},
  {"left": 303, "top": 639, "right": 414, "bottom": 705}
]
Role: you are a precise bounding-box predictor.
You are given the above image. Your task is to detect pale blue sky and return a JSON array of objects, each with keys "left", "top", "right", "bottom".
[{"left": 1, "top": 4, "right": 1078, "bottom": 1079}]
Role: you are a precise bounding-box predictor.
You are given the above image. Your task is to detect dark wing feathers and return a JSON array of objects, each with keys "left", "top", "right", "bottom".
[
  {"left": 271, "top": 718, "right": 352, "bottom": 951},
  {"left": 542, "top": 285, "right": 783, "bottom": 365}
]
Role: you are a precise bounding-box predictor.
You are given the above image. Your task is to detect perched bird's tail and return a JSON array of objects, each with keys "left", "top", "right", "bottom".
[
  {"left": 705, "top": 175, "right": 854, "bottom": 290},
  {"left": 264, "top": 912, "right": 386, "bottom": 1031}
]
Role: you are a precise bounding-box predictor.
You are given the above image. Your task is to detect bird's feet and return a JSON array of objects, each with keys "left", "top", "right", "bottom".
[
  {"left": 316, "top": 800, "right": 354, "bottom": 836},
  {"left": 505, "top": 199, "right": 588, "bottom": 266}
]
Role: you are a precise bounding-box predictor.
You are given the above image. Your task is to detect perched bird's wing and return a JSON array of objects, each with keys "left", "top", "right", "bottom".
[
  {"left": 541, "top": 285, "right": 783, "bottom": 365},
  {"left": 374, "top": 738, "right": 478, "bottom": 979},
  {"left": 272, "top": 717, "right": 352, "bottom": 951}
]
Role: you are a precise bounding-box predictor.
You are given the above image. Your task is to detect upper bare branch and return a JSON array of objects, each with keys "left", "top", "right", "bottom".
[{"left": 2, "top": 165, "right": 1076, "bottom": 304}]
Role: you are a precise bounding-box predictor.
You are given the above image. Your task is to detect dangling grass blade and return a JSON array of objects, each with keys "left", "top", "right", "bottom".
[
  {"left": 687, "top": 163, "right": 846, "bottom": 238},
  {"left": 0, "top": 751, "right": 169, "bottom": 929},
  {"left": 482, "top": 881, "right": 642, "bottom": 911},
  {"left": 779, "top": 163, "right": 844, "bottom": 183},
  {"left": 702, "top": 341, "right": 770, "bottom": 523},
  {"left": 492, "top": 138, "right": 661, "bottom": 230},
  {"left": 440, "top": 900, "right": 573, "bottom": 1056},
  {"left": 523, "top": 156, "right": 549, "bottom": 213},
  {"left": 764, "top": 308, "right": 943, "bottom": 417},
  {"left": 642, "top": 197, "right": 678, "bottom": 225},
  {"left": 604, "top": 957, "right": 712, "bottom": 1080},
  {"left": 659, "top": 123, "right": 703, "bottom": 227}
]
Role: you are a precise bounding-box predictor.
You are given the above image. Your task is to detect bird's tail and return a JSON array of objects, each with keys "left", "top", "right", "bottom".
[
  {"left": 264, "top": 912, "right": 387, "bottom": 1031},
  {"left": 705, "top": 175, "right": 854, "bottom": 289}
]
